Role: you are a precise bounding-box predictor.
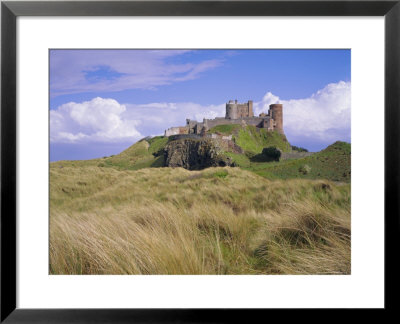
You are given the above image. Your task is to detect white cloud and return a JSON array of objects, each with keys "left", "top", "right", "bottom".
[
  {"left": 50, "top": 97, "right": 142, "bottom": 143},
  {"left": 254, "top": 81, "right": 351, "bottom": 143},
  {"left": 123, "top": 102, "right": 225, "bottom": 135},
  {"left": 50, "top": 81, "right": 350, "bottom": 150}
]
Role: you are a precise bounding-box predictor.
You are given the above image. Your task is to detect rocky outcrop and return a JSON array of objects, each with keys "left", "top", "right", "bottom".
[{"left": 164, "top": 138, "right": 235, "bottom": 170}]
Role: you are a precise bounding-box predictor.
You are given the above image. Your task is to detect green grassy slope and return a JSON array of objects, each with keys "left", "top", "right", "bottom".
[
  {"left": 208, "top": 125, "right": 291, "bottom": 153},
  {"left": 248, "top": 141, "right": 351, "bottom": 182},
  {"left": 50, "top": 128, "right": 350, "bottom": 183},
  {"left": 52, "top": 136, "right": 169, "bottom": 171},
  {"left": 208, "top": 124, "right": 240, "bottom": 135},
  {"left": 234, "top": 126, "right": 291, "bottom": 153},
  {"left": 147, "top": 136, "right": 169, "bottom": 155},
  {"left": 218, "top": 126, "right": 292, "bottom": 169},
  {"left": 102, "top": 136, "right": 169, "bottom": 170}
]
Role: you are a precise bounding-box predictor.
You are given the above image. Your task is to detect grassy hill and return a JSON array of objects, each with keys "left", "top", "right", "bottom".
[
  {"left": 50, "top": 166, "right": 350, "bottom": 275},
  {"left": 50, "top": 126, "right": 351, "bottom": 275},
  {"left": 52, "top": 127, "right": 350, "bottom": 183},
  {"left": 52, "top": 136, "right": 167, "bottom": 170},
  {"left": 214, "top": 127, "right": 351, "bottom": 182},
  {"left": 243, "top": 141, "right": 351, "bottom": 182},
  {"left": 208, "top": 124, "right": 291, "bottom": 153},
  {"left": 99, "top": 136, "right": 168, "bottom": 170}
]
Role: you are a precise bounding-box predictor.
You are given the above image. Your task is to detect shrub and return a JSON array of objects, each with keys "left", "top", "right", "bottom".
[
  {"left": 261, "top": 147, "right": 281, "bottom": 161},
  {"left": 299, "top": 164, "right": 311, "bottom": 174}
]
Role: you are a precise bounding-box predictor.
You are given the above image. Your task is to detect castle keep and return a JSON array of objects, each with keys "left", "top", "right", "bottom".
[
  {"left": 226, "top": 100, "right": 253, "bottom": 119},
  {"left": 165, "top": 100, "right": 284, "bottom": 136}
]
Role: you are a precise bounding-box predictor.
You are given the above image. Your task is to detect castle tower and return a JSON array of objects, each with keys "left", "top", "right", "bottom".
[
  {"left": 225, "top": 100, "right": 237, "bottom": 119},
  {"left": 269, "top": 104, "right": 283, "bottom": 134},
  {"left": 226, "top": 100, "right": 254, "bottom": 119},
  {"left": 248, "top": 100, "right": 253, "bottom": 117}
]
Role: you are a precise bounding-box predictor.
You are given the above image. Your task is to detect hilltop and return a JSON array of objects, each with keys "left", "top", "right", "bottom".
[
  {"left": 248, "top": 141, "right": 351, "bottom": 182},
  {"left": 52, "top": 125, "right": 350, "bottom": 183}
]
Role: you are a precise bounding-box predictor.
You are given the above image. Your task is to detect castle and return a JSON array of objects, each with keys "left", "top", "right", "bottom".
[{"left": 165, "top": 100, "right": 283, "bottom": 136}]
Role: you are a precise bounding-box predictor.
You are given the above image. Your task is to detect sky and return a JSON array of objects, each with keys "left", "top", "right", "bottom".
[{"left": 50, "top": 49, "right": 351, "bottom": 161}]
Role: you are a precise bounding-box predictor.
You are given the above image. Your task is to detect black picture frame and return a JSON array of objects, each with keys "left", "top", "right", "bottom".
[{"left": 1, "top": 0, "right": 399, "bottom": 322}]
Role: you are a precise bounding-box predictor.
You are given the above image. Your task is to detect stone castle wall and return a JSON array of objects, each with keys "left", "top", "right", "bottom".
[
  {"left": 165, "top": 126, "right": 189, "bottom": 137},
  {"left": 164, "top": 100, "right": 284, "bottom": 137},
  {"left": 206, "top": 117, "right": 264, "bottom": 129},
  {"left": 185, "top": 117, "right": 265, "bottom": 135}
]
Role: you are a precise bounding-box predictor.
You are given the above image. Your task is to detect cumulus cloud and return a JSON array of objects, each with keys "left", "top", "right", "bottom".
[
  {"left": 50, "top": 81, "right": 350, "bottom": 151},
  {"left": 123, "top": 102, "right": 225, "bottom": 136},
  {"left": 50, "top": 97, "right": 142, "bottom": 143},
  {"left": 254, "top": 81, "right": 351, "bottom": 145},
  {"left": 50, "top": 50, "right": 223, "bottom": 96},
  {"left": 50, "top": 97, "right": 224, "bottom": 144}
]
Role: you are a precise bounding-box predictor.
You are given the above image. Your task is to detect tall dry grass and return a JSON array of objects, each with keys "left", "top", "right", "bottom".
[{"left": 50, "top": 166, "right": 350, "bottom": 274}]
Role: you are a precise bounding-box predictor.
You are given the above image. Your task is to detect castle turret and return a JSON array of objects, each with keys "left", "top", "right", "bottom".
[
  {"left": 269, "top": 104, "right": 283, "bottom": 134},
  {"left": 248, "top": 100, "right": 253, "bottom": 117}
]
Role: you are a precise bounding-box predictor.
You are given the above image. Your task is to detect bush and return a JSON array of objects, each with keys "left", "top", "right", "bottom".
[
  {"left": 299, "top": 164, "right": 311, "bottom": 174},
  {"left": 261, "top": 147, "right": 281, "bottom": 161}
]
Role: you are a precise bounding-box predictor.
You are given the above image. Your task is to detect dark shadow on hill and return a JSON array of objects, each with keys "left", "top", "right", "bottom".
[{"left": 249, "top": 147, "right": 282, "bottom": 163}]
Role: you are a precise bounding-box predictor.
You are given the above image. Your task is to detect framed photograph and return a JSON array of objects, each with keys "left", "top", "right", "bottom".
[{"left": 1, "top": 0, "right": 399, "bottom": 321}]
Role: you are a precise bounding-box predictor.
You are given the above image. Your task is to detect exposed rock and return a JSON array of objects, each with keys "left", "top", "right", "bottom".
[{"left": 164, "top": 138, "right": 235, "bottom": 170}]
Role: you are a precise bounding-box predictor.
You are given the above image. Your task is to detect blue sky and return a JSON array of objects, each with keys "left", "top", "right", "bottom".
[{"left": 50, "top": 49, "right": 351, "bottom": 161}]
